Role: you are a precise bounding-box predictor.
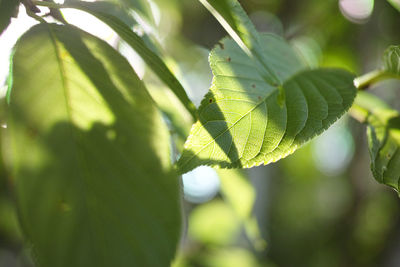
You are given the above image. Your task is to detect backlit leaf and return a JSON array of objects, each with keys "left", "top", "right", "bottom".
[
  {"left": 178, "top": 34, "right": 357, "bottom": 173},
  {"left": 198, "top": 0, "right": 280, "bottom": 86},
  {"left": 61, "top": 1, "right": 197, "bottom": 119},
  {"left": 353, "top": 92, "right": 400, "bottom": 193}
]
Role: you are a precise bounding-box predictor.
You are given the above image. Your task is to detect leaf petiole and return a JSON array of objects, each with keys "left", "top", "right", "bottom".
[{"left": 354, "top": 69, "right": 396, "bottom": 90}]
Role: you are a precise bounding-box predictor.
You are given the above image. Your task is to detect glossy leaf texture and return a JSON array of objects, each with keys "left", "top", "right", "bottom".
[
  {"left": 5, "top": 23, "right": 181, "bottom": 267},
  {"left": 353, "top": 92, "right": 400, "bottom": 193},
  {"left": 0, "top": 0, "right": 19, "bottom": 34},
  {"left": 178, "top": 34, "right": 357, "bottom": 173},
  {"left": 384, "top": 45, "right": 400, "bottom": 76}
]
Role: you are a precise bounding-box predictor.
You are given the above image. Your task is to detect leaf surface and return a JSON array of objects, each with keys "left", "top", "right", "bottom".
[
  {"left": 353, "top": 92, "right": 400, "bottom": 192},
  {"left": 6, "top": 23, "right": 180, "bottom": 267},
  {"left": 64, "top": 1, "right": 197, "bottom": 119},
  {"left": 198, "top": 0, "right": 280, "bottom": 85},
  {"left": 178, "top": 35, "right": 357, "bottom": 173}
]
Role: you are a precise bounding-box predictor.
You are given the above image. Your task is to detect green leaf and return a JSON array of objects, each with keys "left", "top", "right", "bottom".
[
  {"left": 218, "top": 169, "right": 254, "bottom": 220},
  {"left": 217, "top": 169, "right": 266, "bottom": 250},
  {"left": 388, "top": 0, "right": 400, "bottom": 12},
  {"left": 198, "top": 0, "right": 280, "bottom": 86},
  {"left": 353, "top": 92, "right": 400, "bottom": 193},
  {"left": 0, "top": 0, "right": 19, "bottom": 34},
  {"left": 178, "top": 34, "right": 357, "bottom": 173},
  {"left": 60, "top": 1, "right": 197, "bottom": 119},
  {"left": 383, "top": 45, "right": 400, "bottom": 76},
  {"left": 6, "top": 23, "right": 181, "bottom": 266}
]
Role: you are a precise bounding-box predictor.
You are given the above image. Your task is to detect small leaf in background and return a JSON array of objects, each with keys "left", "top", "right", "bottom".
[
  {"left": 383, "top": 45, "right": 400, "bottom": 76},
  {"left": 5, "top": 23, "right": 181, "bottom": 267},
  {"left": 198, "top": 0, "right": 280, "bottom": 85},
  {"left": 178, "top": 34, "right": 357, "bottom": 173},
  {"left": 353, "top": 92, "right": 400, "bottom": 193},
  {"left": 146, "top": 83, "right": 193, "bottom": 152},
  {"left": 188, "top": 200, "right": 239, "bottom": 245},
  {"left": 0, "top": 0, "right": 19, "bottom": 35}
]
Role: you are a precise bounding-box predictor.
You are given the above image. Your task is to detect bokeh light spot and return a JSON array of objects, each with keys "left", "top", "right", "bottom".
[
  {"left": 182, "top": 166, "right": 220, "bottom": 203},
  {"left": 339, "top": 0, "right": 374, "bottom": 24}
]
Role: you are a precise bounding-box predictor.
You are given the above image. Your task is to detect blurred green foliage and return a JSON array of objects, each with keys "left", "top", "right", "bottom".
[{"left": 2, "top": 0, "right": 400, "bottom": 266}]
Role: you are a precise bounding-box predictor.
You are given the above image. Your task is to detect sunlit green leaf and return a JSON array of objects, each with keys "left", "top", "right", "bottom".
[
  {"left": 178, "top": 34, "right": 357, "bottom": 173},
  {"left": 198, "top": 0, "right": 280, "bottom": 86},
  {"left": 0, "top": 0, "right": 19, "bottom": 34},
  {"left": 146, "top": 83, "right": 192, "bottom": 152},
  {"left": 5, "top": 23, "right": 181, "bottom": 267},
  {"left": 59, "top": 1, "right": 197, "bottom": 119},
  {"left": 353, "top": 92, "right": 400, "bottom": 193}
]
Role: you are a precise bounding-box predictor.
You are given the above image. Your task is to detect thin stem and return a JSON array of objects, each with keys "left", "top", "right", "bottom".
[
  {"left": 25, "top": 8, "right": 46, "bottom": 23},
  {"left": 21, "top": 0, "right": 46, "bottom": 23},
  {"left": 22, "top": 0, "right": 41, "bottom": 13},
  {"left": 353, "top": 69, "right": 392, "bottom": 90}
]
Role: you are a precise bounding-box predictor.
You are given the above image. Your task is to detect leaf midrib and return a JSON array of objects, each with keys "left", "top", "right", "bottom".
[
  {"left": 183, "top": 61, "right": 312, "bottom": 167},
  {"left": 47, "top": 25, "right": 101, "bottom": 263},
  {"left": 183, "top": 88, "right": 277, "bottom": 166}
]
